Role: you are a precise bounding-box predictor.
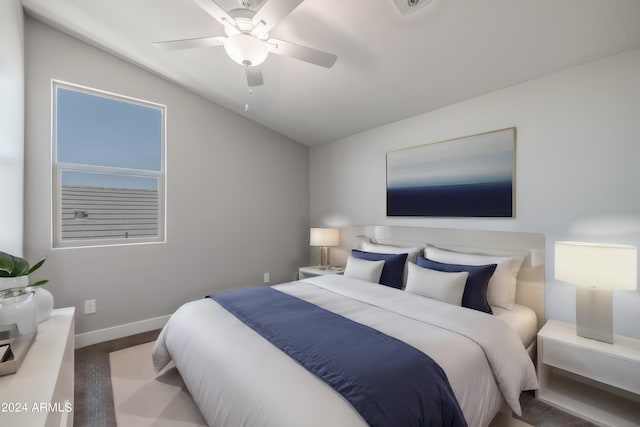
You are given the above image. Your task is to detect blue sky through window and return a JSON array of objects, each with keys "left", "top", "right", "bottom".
[{"left": 57, "top": 87, "right": 162, "bottom": 190}]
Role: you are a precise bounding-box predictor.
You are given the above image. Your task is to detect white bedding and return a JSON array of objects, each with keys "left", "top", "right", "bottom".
[
  {"left": 153, "top": 275, "right": 538, "bottom": 427},
  {"left": 492, "top": 304, "right": 538, "bottom": 350}
]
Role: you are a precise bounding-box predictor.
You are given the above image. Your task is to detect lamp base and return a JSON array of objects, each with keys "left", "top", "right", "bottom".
[
  {"left": 320, "top": 247, "right": 331, "bottom": 269},
  {"left": 576, "top": 286, "right": 613, "bottom": 344}
]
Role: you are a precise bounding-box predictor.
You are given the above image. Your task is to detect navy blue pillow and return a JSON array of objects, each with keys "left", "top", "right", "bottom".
[
  {"left": 417, "top": 256, "right": 496, "bottom": 314},
  {"left": 351, "top": 250, "right": 408, "bottom": 289}
]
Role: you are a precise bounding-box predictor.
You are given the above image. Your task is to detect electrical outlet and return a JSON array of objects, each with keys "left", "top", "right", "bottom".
[
  {"left": 263, "top": 272, "right": 270, "bottom": 283},
  {"left": 84, "top": 299, "right": 96, "bottom": 315}
]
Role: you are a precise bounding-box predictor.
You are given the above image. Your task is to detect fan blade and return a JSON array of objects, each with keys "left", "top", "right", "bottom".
[
  {"left": 246, "top": 66, "right": 264, "bottom": 86},
  {"left": 252, "top": 0, "right": 303, "bottom": 32},
  {"left": 153, "top": 36, "right": 227, "bottom": 51},
  {"left": 192, "top": 0, "right": 237, "bottom": 28},
  {"left": 267, "top": 38, "right": 337, "bottom": 68}
]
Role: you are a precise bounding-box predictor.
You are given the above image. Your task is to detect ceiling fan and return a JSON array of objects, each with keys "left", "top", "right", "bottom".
[{"left": 153, "top": 0, "right": 337, "bottom": 87}]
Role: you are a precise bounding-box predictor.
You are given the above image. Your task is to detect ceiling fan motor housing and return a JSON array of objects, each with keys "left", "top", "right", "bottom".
[
  {"left": 393, "top": 0, "right": 433, "bottom": 15},
  {"left": 239, "top": 0, "right": 265, "bottom": 11}
]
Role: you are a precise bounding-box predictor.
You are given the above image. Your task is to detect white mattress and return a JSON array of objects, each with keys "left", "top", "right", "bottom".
[
  {"left": 492, "top": 304, "right": 538, "bottom": 349},
  {"left": 153, "top": 275, "right": 538, "bottom": 427}
]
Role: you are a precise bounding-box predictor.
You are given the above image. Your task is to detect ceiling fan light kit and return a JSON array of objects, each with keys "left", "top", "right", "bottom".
[
  {"left": 153, "top": 0, "right": 337, "bottom": 87},
  {"left": 224, "top": 33, "right": 269, "bottom": 66}
]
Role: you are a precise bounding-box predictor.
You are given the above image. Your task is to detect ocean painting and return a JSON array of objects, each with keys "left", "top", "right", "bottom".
[{"left": 386, "top": 128, "right": 515, "bottom": 217}]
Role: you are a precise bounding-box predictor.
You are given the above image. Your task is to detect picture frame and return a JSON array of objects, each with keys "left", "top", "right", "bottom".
[{"left": 386, "top": 127, "right": 516, "bottom": 217}]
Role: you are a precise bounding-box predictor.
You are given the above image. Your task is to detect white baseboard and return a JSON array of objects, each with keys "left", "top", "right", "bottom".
[{"left": 74, "top": 314, "right": 170, "bottom": 349}]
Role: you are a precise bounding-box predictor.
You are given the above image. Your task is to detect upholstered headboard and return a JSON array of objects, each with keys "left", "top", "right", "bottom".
[{"left": 333, "top": 225, "right": 545, "bottom": 330}]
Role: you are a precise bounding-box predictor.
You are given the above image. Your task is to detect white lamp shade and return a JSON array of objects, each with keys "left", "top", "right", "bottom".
[
  {"left": 555, "top": 241, "right": 637, "bottom": 290},
  {"left": 310, "top": 228, "right": 339, "bottom": 247},
  {"left": 224, "top": 33, "right": 269, "bottom": 67}
]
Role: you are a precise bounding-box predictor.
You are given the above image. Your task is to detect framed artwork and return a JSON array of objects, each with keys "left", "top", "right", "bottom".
[{"left": 386, "top": 127, "right": 516, "bottom": 217}]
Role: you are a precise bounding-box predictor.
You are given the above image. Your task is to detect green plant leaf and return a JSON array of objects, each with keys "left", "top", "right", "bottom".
[
  {"left": 0, "top": 252, "right": 47, "bottom": 278},
  {"left": 27, "top": 258, "right": 46, "bottom": 275},
  {"left": 29, "top": 280, "right": 49, "bottom": 287},
  {"left": 12, "top": 257, "right": 30, "bottom": 276},
  {"left": 0, "top": 251, "right": 16, "bottom": 275}
]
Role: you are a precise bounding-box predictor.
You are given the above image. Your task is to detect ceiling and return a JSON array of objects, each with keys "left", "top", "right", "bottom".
[{"left": 21, "top": 0, "right": 640, "bottom": 146}]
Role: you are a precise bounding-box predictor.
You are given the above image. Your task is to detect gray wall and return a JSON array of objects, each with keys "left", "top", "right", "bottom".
[
  {"left": 24, "top": 17, "right": 310, "bottom": 335},
  {"left": 0, "top": 0, "right": 24, "bottom": 256},
  {"left": 310, "top": 49, "right": 640, "bottom": 339}
]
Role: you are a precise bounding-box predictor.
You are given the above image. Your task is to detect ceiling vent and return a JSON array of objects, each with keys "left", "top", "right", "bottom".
[{"left": 393, "top": 0, "right": 433, "bottom": 15}]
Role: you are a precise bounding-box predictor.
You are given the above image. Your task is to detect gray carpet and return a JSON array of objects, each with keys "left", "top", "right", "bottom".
[
  {"left": 517, "top": 391, "right": 597, "bottom": 427},
  {"left": 74, "top": 330, "right": 160, "bottom": 427},
  {"left": 75, "top": 331, "right": 597, "bottom": 427}
]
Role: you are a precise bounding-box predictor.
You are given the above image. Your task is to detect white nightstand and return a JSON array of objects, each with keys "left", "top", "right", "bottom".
[
  {"left": 298, "top": 266, "right": 344, "bottom": 280},
  {"left": 537, "top": 319, "right": 640, "bottom": 427}
]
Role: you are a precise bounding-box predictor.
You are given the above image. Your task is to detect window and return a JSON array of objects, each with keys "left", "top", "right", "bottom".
[{"left": 52, "top": 81, "right": 165, "bottom": 247}]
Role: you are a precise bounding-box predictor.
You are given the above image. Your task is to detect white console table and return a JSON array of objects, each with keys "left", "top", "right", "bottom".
[{"left": 0, "top": 307, "right": 75, "bottom": 427}]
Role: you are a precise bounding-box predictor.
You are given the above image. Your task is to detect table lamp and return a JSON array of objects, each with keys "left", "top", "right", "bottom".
[
  {"left": 554, "top": 241, "right": 637, "bottom": 343},
  {"left": 310, "top": 228, "right": 339, "bottom": 269}
]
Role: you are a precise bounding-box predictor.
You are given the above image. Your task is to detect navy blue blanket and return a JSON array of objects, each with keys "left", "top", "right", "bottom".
[{"left": 208, "top": 286, "right": 467, "bottom": 427}]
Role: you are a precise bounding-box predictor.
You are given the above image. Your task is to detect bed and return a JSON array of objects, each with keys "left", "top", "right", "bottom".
[
  {"left": 493, "top": 304, "right": 538, "bottom": 357},
  {"left": 153, "top": 226, "right": 544, "bottom": 427}
]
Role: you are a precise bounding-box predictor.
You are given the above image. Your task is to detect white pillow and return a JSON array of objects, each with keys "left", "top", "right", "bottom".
[
  {"left": 424, "top": 246, "right": 524, "bottom": 310},
  {"left": 361, "top": 241, "right": 422, "bottom": 264},
  {"left": 361, "top": 241, "right": 423, "bottom": 286},
  {"left": 344, "top": 256, "right": 385, "bottom": 283},
  {"left": 405, "top": 263, "right": 468, "bottom": 306}
]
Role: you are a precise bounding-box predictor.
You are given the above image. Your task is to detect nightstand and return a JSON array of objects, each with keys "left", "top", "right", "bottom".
[
  {"left": 298, "top": 266, "right": 344, "bottom": 280},
  {"left": 537, "top": 319, "right": 640, "bottom": 427}
]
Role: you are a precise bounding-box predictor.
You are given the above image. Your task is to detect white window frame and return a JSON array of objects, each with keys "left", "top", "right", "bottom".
[{"left": 52, "top": 80, "right": 166, "bottom": 248}]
